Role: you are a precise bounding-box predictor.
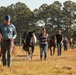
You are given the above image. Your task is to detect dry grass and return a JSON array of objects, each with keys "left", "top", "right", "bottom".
[{"left": 0, "top": 46, "right": 76, "bottom": 75}]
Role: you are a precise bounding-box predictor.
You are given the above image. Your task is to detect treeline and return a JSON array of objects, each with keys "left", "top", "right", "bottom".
[{"left": 0, "top": 1, "right": 76, "bottom": 38}]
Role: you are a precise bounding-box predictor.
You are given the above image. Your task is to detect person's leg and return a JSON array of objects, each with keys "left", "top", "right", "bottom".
[
  {"left": 57, "top": 43, "right": 60, "bottom": 56},
  {"left": 44, "top": 44, "right": 48, "bottom": 60},
  {"left": 65, "top": 44, "right": 67, "bottom": 50},
  {"left": 40, "top": 44, "right": 43, "bottom": 60},
  {"left": 1, "top": 42, "right": 7, "bottom": 66},
  {"left": 7, "top": 41, "right": 13, "bottom": 67},
  {"left": 7, "top": 48, "right": 12, "bottom": 67},
  {"left": 60, "top": 43, "right": 62, "bottom": 55},
  {"left": 64, "top": 44, "right": 66, "bottom": 51},
  {"left": 2, "top": 49, "right": 7, "bottom": 66}
]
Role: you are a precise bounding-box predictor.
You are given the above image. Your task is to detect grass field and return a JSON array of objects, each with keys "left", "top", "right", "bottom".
[{"left": 0, "top": 46, "right": 76, "bottom": 75}]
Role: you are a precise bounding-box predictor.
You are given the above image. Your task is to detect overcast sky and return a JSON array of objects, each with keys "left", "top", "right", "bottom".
[{"left": 0, "top": 0, "right": 76, "bottom": 11}]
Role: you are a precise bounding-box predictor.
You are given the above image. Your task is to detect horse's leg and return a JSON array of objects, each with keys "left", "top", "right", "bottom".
[
  {"left": 30, "top": 46, "right": 34, "bottom": 60},
  {"left": 53, "top": 46, "right": 55, "bottom": 55},
  {"left": 50, "top": 46, "right": 52, "bottom": 55},
  {"left": 0, "top": 51, "right": 1, "bottom": 57},
  {"left": 32, "top": 46, "right": 34, "bottom": 54},
  {"left": 27, "top": 46, "right": 34, "bottom": 60},
  {"left": 27, "top": 46, "right": 31, "bottom": 60}
]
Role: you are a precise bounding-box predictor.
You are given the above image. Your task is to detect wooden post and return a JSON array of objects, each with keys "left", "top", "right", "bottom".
[{"left": 20, "top": 34, "right": 22, "bottom": 47}]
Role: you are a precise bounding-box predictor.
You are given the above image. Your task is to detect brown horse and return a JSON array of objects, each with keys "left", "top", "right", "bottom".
[
  {"left": 48, "top": 35, "right": 56, "bottom": 55},
  {"left": 0, "top": 49, "right": 1, "bottom": 57}
]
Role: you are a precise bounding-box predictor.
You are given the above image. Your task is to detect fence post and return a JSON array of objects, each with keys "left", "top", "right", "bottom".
[{"left": 20, "top": 34, "right": 22, "bottom": 47}]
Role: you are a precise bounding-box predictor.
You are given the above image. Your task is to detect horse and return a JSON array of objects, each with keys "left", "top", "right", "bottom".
[
  {"left": 48, "top": 35, "right": 56, "bottom": 55},
  {"left": 69, "top": 38, "right": 73, "bottom": 49},
  {"left": 0, "top": 49, "right": 1, "bottom": 57},
  {"left": 22, "top": 30, "right": 37, "bottom": 60}
]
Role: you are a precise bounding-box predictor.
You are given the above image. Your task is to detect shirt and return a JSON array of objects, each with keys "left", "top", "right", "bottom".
[
  {"left": 39, "top": 33, "right": 48, "bottom": 44},
  {"left": 56, "top": 34, "right": 62, "bottom": 43},
  {"left": 0, "top": 23, "right": 17, "bottom": 40}
]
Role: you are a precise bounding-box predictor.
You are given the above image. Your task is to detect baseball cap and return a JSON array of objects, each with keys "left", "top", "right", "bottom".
[{"left": 5, "top": 15, "right": 10, "bottom": 21}]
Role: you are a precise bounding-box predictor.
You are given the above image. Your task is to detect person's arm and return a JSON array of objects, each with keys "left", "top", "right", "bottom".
[
  {"left": 10, "top": 25, "right": 17, "bottom": 42},
  {"left": 0, "top": 25, "right": 3, "bottom": 41},
  {"left": 47, "top": 33, "right": 48, "bottom": 38},
  {"left": 12, "top": 26, "right": 17, "bottom": 39},
  {"left": 60, "top": 35, "right": 63, "bottom": 43}
]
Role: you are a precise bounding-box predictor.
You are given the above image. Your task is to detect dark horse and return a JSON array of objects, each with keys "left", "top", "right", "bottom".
[
  {"left": 48, "top": 35, "right": 56, "bottom": 55},
  {"left": 22, "top": 30, "right": 36, "bottom": 60}
]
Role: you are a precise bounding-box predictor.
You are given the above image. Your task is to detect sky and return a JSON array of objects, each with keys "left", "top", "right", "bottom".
[{"left": 0, "top": 0, "right": 76, "bottom": 11}]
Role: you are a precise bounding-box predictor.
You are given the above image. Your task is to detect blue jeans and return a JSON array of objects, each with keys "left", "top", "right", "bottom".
[
  {"left": 40, "top": 44, "right": 48, "bottom": 60},
  {"left": 57, "top": 43, "right": 62, "bottom": 56},
  {"left": 1, "top": 40, "right": 14, "bottom": 67}
]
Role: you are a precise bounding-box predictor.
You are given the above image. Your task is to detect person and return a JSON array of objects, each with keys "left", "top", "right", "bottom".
[
  {"left": 39, "top": 28, "right": 48, "bottom": 60},
  {"left": 0, "top": 15, "right": 17, "bottom": 67},
  {"left": 72, "top": 38, "right": 76, "bottom": 49},
  {"left": 63, "top": 37, "right": 69, "bottom": 51},
  {"left": 56, "top": 30, "right": 62, "bottom": 56}
]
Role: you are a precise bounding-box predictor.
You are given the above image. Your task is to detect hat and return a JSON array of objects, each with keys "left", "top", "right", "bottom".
[{"left": 5, "top": 15, "right": 10, "bottom": 21}]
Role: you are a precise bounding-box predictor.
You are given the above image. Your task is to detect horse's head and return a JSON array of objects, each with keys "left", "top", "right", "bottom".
[
  {"left": 48, "top": 35, "right": 56, "bottom": 48},
  {"left": 26, "top": 30, "right": 37, "bottom": 46}
]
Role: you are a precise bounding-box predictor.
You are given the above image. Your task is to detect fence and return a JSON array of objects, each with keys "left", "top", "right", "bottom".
[
  {"left": 14, "top": 35, "right": 39, "bottom": 46},
  {"left": 14, "top": 36, "right": 22, "bottom": 46}
]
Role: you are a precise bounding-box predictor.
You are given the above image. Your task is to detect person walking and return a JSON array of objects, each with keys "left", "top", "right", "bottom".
[
  {"left": 39, "top": 28, "right": 48, "bottom": 60},
  {"left": 63, "top": 37, "right": 69, "bottom": 51},
  {"left": 0, "top": 15, "right": 17, "bottom": 67},
  {"left": 56, "top": 30, "right": 62, "bottom": 56}
]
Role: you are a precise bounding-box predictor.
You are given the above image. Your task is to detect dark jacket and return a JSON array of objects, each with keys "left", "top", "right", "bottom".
[{"left": 56, "top": 34, "right": 62, "bottom": 43}]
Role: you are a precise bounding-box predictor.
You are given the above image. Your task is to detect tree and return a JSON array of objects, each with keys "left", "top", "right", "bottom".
[
  {"left": 0, "top": 6, "right": 7, "bottom": 23},
  {"left": 62, "top": 1, "right": 76, "bottom": 38},
  {"left": 13, "top": 2, "right": 33, "bottom": 35},
  {"left": 42, "top": 1, "right": 62, "bottom": 34}
]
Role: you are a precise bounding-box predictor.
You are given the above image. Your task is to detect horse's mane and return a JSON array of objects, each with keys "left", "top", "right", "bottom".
[
  {"left": 26, "top": 32, "right": 32, "bottom": 44},
  {"left": 50, "top": 35, "right": 56, "bottom": 41}
]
